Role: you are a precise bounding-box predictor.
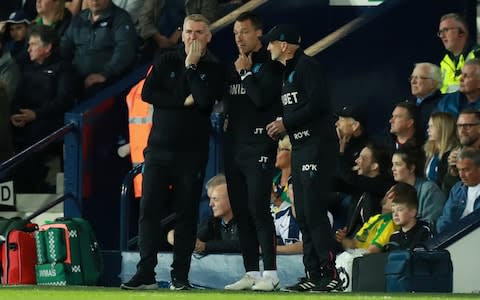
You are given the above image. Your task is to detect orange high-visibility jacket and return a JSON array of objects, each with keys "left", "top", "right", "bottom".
[{"left": 126, "top": 67, "right": 153, "bottom": 198}]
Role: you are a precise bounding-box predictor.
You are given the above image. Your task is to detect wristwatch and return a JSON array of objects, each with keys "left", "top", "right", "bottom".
[
  {"left": 186, "top": 64, "right": 197, "bottom": 71},
  {"left": 239, "top": 69, "right": 248, "bottom": 76}
]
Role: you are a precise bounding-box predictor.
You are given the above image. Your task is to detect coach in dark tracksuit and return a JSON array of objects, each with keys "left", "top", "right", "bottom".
[
  {"left": 121, "top": 15, "right": 225, "bottom": 291},
  {"left": 266, "top": 25, "right": 339, "bottom": 292},
  {"left": 223, "top": 12, "right": 283, "bottom": 292}
]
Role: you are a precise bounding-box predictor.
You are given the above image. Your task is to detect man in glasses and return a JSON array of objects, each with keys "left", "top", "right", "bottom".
[
  {"left": 437, "top": 13, "right": 479, "bottom": 94},
  {"left": 437, "top": 59, "right": 480, "bottom": 117},
  {"left": 408, "top": 62, "right": 443, "bottom": 139},
  {"left": 443, "top": 108, "right": 480, "bottom": 194}
]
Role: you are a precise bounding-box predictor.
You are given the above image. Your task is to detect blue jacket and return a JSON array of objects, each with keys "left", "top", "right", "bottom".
[
  {"left": 436, "top": 91, "right": 480, "bottom": 118},
  {"left": 436, "top": 181, "right": 480, "bottom": 233},
  {"left": 414, "top": 177, "right": 446, "bottom": 228}
]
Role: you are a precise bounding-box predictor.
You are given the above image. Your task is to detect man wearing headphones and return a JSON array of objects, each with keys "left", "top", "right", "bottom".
[{"left": 437, "top": 13, "right": 479, "bottom": 93}]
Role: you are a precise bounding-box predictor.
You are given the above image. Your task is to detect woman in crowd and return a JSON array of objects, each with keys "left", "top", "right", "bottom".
[
  {"left": 35, "top": 0, "right": 72, "bottom": 38},
  {"left": 424, "top": 112, "right": 459, "bottom": 188},
  {"left": 391, "top": 147, "right": 446, "bottom": 229}
]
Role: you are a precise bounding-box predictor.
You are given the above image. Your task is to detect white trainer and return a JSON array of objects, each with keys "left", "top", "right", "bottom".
[
  {"left": 224, "top": 274, "right": 256, "bottom": 290},
  {"left": 252, "top": 276, "right": 280, "bottom": 291}
]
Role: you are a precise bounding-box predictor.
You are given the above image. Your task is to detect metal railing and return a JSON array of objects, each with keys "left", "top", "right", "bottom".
[
  {"left": 119, "top": 163, "right": 176, "bottom": 251},
  {"left": 119, "top": 163, "right": 143, "bottom": 251},
  {"left": 0, "top": 122, "right": 75, "bottom": 180}
]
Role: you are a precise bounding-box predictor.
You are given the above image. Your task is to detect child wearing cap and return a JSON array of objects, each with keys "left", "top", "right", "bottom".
[{"left": 5, "top": 11, "right": 30, "bottom": 66}]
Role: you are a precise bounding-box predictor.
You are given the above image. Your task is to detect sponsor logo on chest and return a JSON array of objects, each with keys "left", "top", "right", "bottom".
[
  {"left": 229, "top": 83, "right": 246, "bottom": 95},
  {"left": 281, "top": 91, "right": 299, "bottom": 106}
]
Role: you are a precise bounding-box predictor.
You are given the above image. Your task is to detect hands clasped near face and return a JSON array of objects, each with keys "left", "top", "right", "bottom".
[
  {"left": 10, "top": 109, "right": 36, "bottom": 127},
  {"left": 234, "top": 52, "right": 253, "bottom": 74},
  {"left": 183, "top": 40, "right": 205, "bottom": 107}
]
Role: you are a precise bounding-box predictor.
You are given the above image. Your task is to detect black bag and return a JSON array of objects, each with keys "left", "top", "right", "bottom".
[
  {"left": 0, "top": 217, "right": 29, "bottom": 239},
  {"left": 385, "top": 249, "right": 453, "bottom": 292},
  {"left": 351, "top": 252, "right": 389, "bottom": 292}
]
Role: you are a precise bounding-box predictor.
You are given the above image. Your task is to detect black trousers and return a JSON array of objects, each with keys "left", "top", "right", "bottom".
[
  {"left": 137, "top": 149, "right": 206, "bottom": 281},
  {"left": 224, "top": 142, "right": 277, "bottom": 272},
  {"left": 291, "top": 143, "right": 337, "bottom": 280}
]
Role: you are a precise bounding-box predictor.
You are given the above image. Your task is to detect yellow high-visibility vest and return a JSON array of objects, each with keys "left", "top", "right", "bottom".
[{"left": 440, "top": 48, "right": 477, "bottom": 93}]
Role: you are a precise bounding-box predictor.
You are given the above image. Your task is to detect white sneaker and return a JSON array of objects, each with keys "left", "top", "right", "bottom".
[
  {"left": 252, "top": 276, "right": 280, "bottom": 291},
  {"left": 224, "top": 274, "right": 256, "bottom": 290}
]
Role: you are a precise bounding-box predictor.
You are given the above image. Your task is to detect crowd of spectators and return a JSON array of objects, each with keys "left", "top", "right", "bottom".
[
  {"left": 0, "top": 0, "right": 249, "bottom": 191},
  {"left": 1, "top": 2, "right": 479, "bottom": 292}
]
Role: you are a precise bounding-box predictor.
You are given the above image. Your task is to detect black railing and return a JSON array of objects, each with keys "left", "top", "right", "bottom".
[
  {"left": 119, "top": 163, "right": 143, "bottom": 251},
  {"left": 27, "top": 193, "right": 75, "bottom": 221},
  {"left": 0, "top": 122, "right": 76, "bottom": 180},
  {"left": 119, "top": 163, "right": 176, "bottom": 251},
  {"left": 425, "top": 209, "right": 480, "bottom": 250}
]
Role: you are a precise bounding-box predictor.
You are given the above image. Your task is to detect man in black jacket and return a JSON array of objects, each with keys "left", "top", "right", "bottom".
[
  {"left": 335, "top": 143, "right": 394, "bottom": 242},
  {"left": 408, "top": 62, "right": 443, "bottom": 141},
  {"left": 0, "top": 84, "right": 12, "bottom": 163},
  {"left": 11, "top": 25, "right": 76, "bottom": 144},
  {"left": 10, "top": 24, "right": 76, "bottom": 192},
  {"left": 120, "top": 14, "right": 225, "bottom": 291},
  {"left": 265, "top": 24, "right": 339, "bottom": 292},
  {"left": 167, "top": 174, "right": 240, "bottom": 254},
  {"left": 222, "top": 11, "right": 283, "bottom": 292}
]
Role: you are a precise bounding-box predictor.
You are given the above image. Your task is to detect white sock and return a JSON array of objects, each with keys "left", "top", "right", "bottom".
[
  {"left": 262, "top": 270, "right": 278, "bottom": 280},
  {"left": 246, "top": 271, "right": 261, "bottom": 279}
]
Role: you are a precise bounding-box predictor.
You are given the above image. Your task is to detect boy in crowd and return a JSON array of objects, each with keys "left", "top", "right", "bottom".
[
  {"left": 334, "top": 183, "right": 400, "bottom": 292},
  {"left": 386, "top": 184, "right": 433, "bottom": 251},
  {"left": 336, "top": 183, "right": 398, "bottom": 254}
]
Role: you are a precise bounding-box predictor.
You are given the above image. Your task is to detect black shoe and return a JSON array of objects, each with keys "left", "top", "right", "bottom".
[
  {"left": 282, "top": 277, "right": 316, "bottom": 292},
  {"left": 311, "top": 277, "right": 340, "bottom": 292},
  {"left": 169, "top": 278, "right": 193, "bottom": 290},
  {"left": 120, "top": 273, "right": 158, "bottom": 290}
]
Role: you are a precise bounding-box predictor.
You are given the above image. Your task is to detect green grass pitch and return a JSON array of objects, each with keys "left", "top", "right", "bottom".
[{"left": 1, "top": 287, "right": 480, "bottom": 300}]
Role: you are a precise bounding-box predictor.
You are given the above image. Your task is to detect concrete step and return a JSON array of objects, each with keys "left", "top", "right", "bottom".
[
  {"left": 120, "top": 252, "right": 304, "bottom": 289},
  {"left": 0, "top": 193, "right": 64, "bottom": 226},
  {"left": 15, "top": 193, "right": 63, "bottom": 213}
]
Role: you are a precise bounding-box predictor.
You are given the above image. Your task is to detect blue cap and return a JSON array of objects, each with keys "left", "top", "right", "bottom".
[{"left": 6, "top": 11, "right": 30, "bottom": 25}]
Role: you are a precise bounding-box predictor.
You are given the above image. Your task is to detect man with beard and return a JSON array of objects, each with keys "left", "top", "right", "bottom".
[
  {"left": 443, "top": 108, "right": 480, "bottom": 193},
  {"left": 223, "top": 11, "right": 283, "bottom": 292}
]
